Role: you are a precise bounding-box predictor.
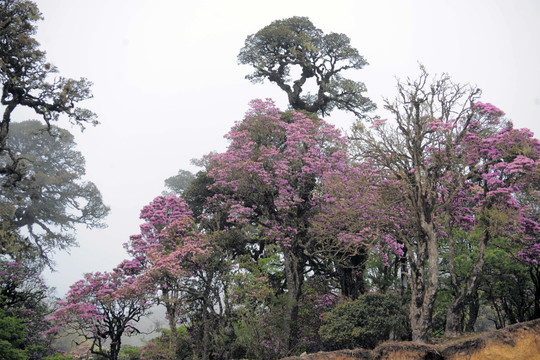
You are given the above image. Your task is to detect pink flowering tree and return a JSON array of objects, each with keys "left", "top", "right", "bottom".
[
  {"left": 352, "top": 66, "right": 540, "bottom": 341},
  {"left": 207, "top": 99, "right": 353, "bottom": 354},
  {"left": 513, "top": 177, "right": 540, "bottom": 318},
  {"left": 124, "top": 194, "right": 208, "bottom": 358},
  {"left": 442, "top": 117, "right": 540, "bottom": 335},
  {"left": 47, "top": 263, "right": 152, "bottom": 360},
  {"left": 310, "top": 162, "right": 406, "bottom": 298}
]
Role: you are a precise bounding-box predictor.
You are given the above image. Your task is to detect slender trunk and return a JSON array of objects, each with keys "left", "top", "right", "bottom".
[
  {"left": 530, "top": 267, "right": 540, "bottom": 320},
  {"left": 399, "top": 248, "right": 409, "bottom": 302},
  {"left": 1, "top": 97, "right": 18, "bottom": 148},
  {"left": 164, "top": 288, "right": 178, "bottom": 360},
  {"left": 202, "top": 307, "right": 210, "bottom": 360},
  {"left": 503, "top": 297, "right": 518, "bottom": 324},
  {"left": 445, "top": 230, "right": 488, "bottom": 337},
  {"left": 166, "top": 306, "right": 178, "bottom": 359},
  {"left": 465, "top": 293, "right": 480, "bottom": 332}
]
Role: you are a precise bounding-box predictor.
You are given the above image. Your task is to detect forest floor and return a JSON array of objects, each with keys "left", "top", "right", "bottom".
[{"left": 281, "top": 318, "right": 540, "bottom": 359}]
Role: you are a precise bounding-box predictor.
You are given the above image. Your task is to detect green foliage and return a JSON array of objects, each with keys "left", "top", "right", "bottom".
[
  {"left": 0, "top": 121, "right": 109, "bottom": 266},
  {"left": 0, "top": 0, "right": 96, "bottom": 189},
  {"left": 232, "top": 293, "right": 292, "bottom": 359},
  {"left": 0, "top": 309, "right": 27, "bottom": 360},
  {"left": 228, "top": 250, "right": 290, "bottom": 359},
  {"left": 320, "top": 293, "right": 409, "bottom": 350},
  {"left": 181, "top": 170, "right": 215, "bottom": 224},
  {"left": 118, "top": 345, "right": 142, "bottom": 360},
  {"left": 0, "top": 259, "right": 54, "bottom": 360},
  {"left": 238, "top": 16, "right": 374, "bottom": 118},
  {"left": 163, "top": 169, "right": 195, "bottom": 195},
  {"left": 481, "top": 243, "right": 535, "bottom": 327},
  {"left": 296, "top": 276, "right": 340, "bottom": 354},
  {"left": 140, "top": 327, "right": 191, "bottom": 360},
  {"left": 43, "top": 355, "right": 73, "bottom": 360}
]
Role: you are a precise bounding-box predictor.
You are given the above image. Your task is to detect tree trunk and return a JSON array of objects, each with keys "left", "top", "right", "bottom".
[
  {"left": 338, "top": 252, "right": 366, "bottom": 299},
  {"left": 164, "top": 290, "right": 178, "bottom": 360},
  {"left": 445, "top": 230, "right": 488, "bottom": 337},
  {"left": 409, "top": 219, "right": 439, "bottom": 343},
  {"left": 399, "top": 249, "right": 409, "bottom": 302},
  {"left": 445, "top": 299, "right": 465, "bottom": 337},
  {"left": 530, "top": 267, "right": 540, "bottom": 320},
  {"left": 465, "top": 293, "right": 480, "bottom": 332},
  {"left": 283, "top": 246, "right": 304, "bottom": 354},
  {"left": 110, "top": 333, "right": 122, "bottom": 360},
  {"left": 202, "top": 307, "right": 211, "bottom": 360}
]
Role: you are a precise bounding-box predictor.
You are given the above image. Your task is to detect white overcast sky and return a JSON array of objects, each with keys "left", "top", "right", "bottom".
[{"left": 25, "top": 0, "right": 540, "bottom": 296}]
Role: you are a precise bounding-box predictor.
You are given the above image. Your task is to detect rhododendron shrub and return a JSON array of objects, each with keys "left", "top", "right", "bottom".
[
  {"left": 319, "top": 293, "right": 408, "bottom": 350},
  {"left": 124, "top": 194, "right": 208, "bottom": 358},
  {"left": 296, "top": 275, "right": 342, "bottom": 353},
  {"left": 48, "top": 265, "right": 152, "bottom": 360},
  {"left": 140, "top": 327, "right": 192, "bottom": 360}
]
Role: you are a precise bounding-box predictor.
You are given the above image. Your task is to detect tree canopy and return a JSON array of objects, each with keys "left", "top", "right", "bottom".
[
  {"left": 0, "top": 0, "right": 105, "bottom": 267},
  {"left": 238, "top": 16, "right": 375, "bottom": 118},
  {"left": 1, "top": 0, "right": 96, "bottom": 193},
  {"left": 0, "top": 121, "right": 109, "bottom": 266}
]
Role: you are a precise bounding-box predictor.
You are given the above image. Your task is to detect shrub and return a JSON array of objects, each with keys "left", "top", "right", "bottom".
[{"left": 319, "top": 293, "right": 409, "bottom": 349}]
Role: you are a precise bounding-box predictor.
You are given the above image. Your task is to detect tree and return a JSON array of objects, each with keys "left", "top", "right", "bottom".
[
  {"left": 207, "top": 99, "right": 351, "bottom": 354},
  {"left": 125, "top": 194, "right": 208, "bottom": 360},
  {"left": 511, "top": 172, "right": 540, "bottom": 320},
  {"left": 238, "top": 17, "right": 375, "bottom": 118},
  {"left": 0, "top": 308, "right": 27, "bottom": 360},
  {"left": 0, "top": 0, "right": 104, "bottom": 267},
  {"left": 443, "top": 121, "right": 540, "bottom": 336},
  {"left": 0, "top": 121, "right": 109, "bottom": 266},
  {"left": 0, "top": 0, "right": 96, "bottom": 185},
  {"left": 352, "top": 66, "right": 540, "bottom": 341},
  {"left": 48, "top": 264, "right": 152, "bottom": 360},
  {"left": 480, "top": 241, "right": 536, "bottom": 329},
  {"left": 0, "top": 258, "right": 55, "bottom": 360},
  {"left": 163, "top": 169, "right": 195, "bottom": 195}
]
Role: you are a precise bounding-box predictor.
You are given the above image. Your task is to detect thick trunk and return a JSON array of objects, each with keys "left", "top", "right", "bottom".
[
  {"left": 445, "top": 300, "right": 465, "bottom": 337},
  {"left": 283, "top": 246, "right": 304, "bottom": 354},
  {"left": 109, "top": 334, "right": 122, "bottom": 360},
  {"left": 338, "top": 252, "right": 366, "bottom": 299},
  {"left": 409, "top": 219, "right": 439, "bottom": 343}
]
